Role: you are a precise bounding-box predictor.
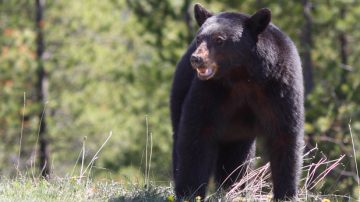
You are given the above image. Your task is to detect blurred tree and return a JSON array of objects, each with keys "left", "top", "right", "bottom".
[
  {"left": 304, "top": 0, "right": 360, "bottom": 196},
  {"left": 0, "top": 0, "right": 38, "bottom": 176},
  {"left": 35, "top": 0, "right": 50, "bottom": 179},
  {"left": 300, "top": 0, "right": 314, "bottom": 96},
  {"left": 42, "top": 0, "right": 175, "bottom": 180}
]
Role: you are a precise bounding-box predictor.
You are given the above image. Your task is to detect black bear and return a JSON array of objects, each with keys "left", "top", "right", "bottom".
[{"left": 170, "top": 3, "right": 304, "bottom": 201}]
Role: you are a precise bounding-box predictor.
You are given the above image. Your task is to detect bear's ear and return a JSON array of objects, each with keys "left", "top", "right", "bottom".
[
  {"left": 247, "top": 8, "right": 271, "bottom": 35},
  {"left": 194, "top": 3, "right": 213, "bottom": 27}
]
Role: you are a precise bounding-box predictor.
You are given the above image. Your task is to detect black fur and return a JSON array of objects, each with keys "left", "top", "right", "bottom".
[
  {"left": 170, "top": 5, "right": 304, "bottom": 201},
  {"left": 194, "top": 3, "right": 213, "bottom": 26}
]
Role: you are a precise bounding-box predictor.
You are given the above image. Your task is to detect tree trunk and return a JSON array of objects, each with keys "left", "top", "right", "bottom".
[
  {"left": 338, "top": 7, "right": 348, "bottom": 85},
  {"left": 300, "top": 0, "right": 314, "bottom": 96},
  {"left": 35, "top": 0, "right": 50, "bottom": 179},
  {"left": 181, "top": 0, "right": 194, "bottom": 44}
]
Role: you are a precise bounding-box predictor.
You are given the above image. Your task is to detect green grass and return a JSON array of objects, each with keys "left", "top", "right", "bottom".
[
  {"left": 0, "top": 176, "right": 354, "bottom": 202},
  {"left": 0, "top": 177, "right": 173, "bottom": 202}
]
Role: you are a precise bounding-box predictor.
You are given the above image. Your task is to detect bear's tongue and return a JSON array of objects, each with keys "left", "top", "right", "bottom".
[{"left": 196, "top": 67, "right": 213, "bottom": 77}]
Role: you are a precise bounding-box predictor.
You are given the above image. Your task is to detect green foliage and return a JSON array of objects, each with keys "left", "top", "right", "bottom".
[
  {"left": 43, "top": 0, "right": 174, "bottom": 180},
  {"left": 0, "top": 0, "right": 39, "bottom": 176}
]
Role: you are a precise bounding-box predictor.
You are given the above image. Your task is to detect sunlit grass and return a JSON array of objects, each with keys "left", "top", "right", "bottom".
[
  {"left": 0, "top": 176, "right": 351, "bottom": 202},
  {"left": 0, "top": 177, "right": 173, "bottom": 202}
]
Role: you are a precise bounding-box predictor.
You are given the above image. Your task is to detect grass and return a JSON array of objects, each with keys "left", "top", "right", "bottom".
[
  {"left": 0, "top": 148, "right": 351, "bottom": 202},
  {"left": 0, "top": 177, "right": 173, "bottom": 202},
  {"left": 0, "top": 176, "right": 352, "bottom": 202},
  {"left": 5, "top": 141, "right": 352, "bottom": 201}
]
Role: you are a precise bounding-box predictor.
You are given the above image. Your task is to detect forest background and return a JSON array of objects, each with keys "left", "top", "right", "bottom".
[{"left": 1, "top": 0, "right": 360, "bottom": 199}]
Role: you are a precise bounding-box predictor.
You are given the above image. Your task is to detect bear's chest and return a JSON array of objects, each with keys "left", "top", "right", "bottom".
[{"left": 215, "top": 81, "right": 270, "bottom": 141}]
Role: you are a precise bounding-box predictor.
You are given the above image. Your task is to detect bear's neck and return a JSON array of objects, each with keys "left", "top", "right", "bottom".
[{"left": 222, "top": 66, "right": 252, "bottom": 86}]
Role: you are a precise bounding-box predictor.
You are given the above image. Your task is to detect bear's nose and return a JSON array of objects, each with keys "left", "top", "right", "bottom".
[{"left": 190, "top": 55, "right": 203, "bottom": 67}]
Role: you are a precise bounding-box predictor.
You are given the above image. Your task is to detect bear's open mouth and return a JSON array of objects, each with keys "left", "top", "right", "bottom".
[{"left": 196, "top": 67, "right": 216, "bottom": 80}]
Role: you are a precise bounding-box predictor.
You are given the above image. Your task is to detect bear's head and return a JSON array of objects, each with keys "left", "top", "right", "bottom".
[{"left": 190, "top": 4, "right": 271, "bottom": 81}]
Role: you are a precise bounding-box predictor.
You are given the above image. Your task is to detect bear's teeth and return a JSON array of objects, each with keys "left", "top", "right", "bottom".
[
  {"left": 203, "top": 68, "right": 213, "bottom": 76},
  {"left": 197, "top": 68, "right": 213, "bottom": 77}
]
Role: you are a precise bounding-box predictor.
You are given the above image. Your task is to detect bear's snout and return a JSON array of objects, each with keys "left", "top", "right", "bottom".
[{"left": 190, "top": 54, "right": 204, "bottom": 68}]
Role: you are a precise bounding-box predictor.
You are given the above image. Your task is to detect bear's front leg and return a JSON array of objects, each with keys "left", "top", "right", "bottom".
[
  {"left": 174, "top": 81, "right": 222, "bottom": 200},
  {"left": 259, "top": 82, "right": 304, "bottom": 200},
  {"left": 267, "top": 133, "right": 303, "bottom": 200},
  {"left": 265, "top": 102, "right": 304, "bottom": 200},
  {"left": 175, "top": 125, "right": 217, "bottom": 200}
]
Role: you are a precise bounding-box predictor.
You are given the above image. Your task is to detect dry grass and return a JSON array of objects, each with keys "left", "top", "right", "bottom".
[{"left": 204, "top": 145, "right": 350, "bottom": 201}]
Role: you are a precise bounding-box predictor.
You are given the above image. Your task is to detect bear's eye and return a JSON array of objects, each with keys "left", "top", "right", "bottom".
[{"left": 214, "top": 36, "right": 226, "bottom": 45}]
